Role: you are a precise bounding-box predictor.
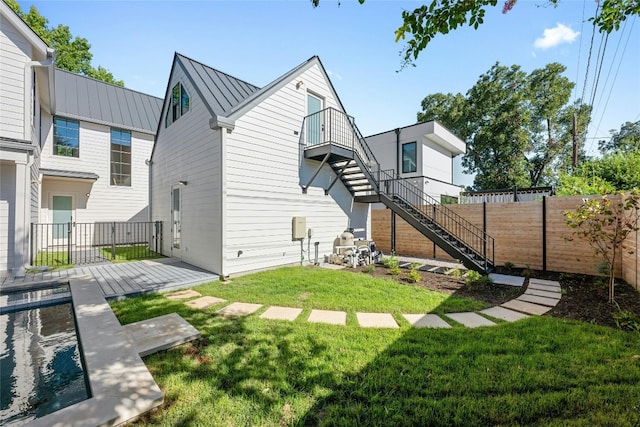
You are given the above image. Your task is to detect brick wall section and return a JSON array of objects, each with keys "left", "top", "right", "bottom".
[{"left": 372, "top": 194, "right": 637, "bottom": 282}]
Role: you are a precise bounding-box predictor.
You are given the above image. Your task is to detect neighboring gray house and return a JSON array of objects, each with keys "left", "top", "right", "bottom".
[
  {"left": 150, "top": 53, "right": 370, "bottom": 276},
  {"left": 365, "top": 121, "right": 465, "bottom": 203}
]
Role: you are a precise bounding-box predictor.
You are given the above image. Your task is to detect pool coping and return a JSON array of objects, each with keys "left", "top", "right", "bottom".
[{"left": 24, "top": 276, "right": 164, "bottom": 427}]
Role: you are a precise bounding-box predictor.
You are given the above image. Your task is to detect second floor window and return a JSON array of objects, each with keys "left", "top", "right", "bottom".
[
  {"left": 165, "top": 83, "right": 190, "bottom": 127},
  {"left": 110, "top": 128, "right": 131, "bottom": 186},
  {"left": 53, "top": 117, "right": 79, "bottom": 157},
  {"left": 402, "top": 141, "right": 417, "bottom": 174}
]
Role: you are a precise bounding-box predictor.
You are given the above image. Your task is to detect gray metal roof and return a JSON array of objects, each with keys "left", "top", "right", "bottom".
[
  {"left": 54, "top": 69, "right": 163, "bottom": 135},
  {"left": 41, "top": 168, "right": 99, "bottom": 180},
  {"left": 175, "top": 53, "right": 260, "bottom": 116}
]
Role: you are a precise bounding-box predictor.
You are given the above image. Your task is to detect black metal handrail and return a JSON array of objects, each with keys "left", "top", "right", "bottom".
[
  {"left": 378, "top": 169, "right": 494, "bottom": 270},
  {"left": 302, "top": 107, "right": 380, "bottom": 189}
]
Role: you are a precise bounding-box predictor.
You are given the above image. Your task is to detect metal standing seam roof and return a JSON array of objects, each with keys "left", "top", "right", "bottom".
[
  {"left": 54, "top": 68, "right": 163, "bottom": 135},
  {"left": 175, "top": 53, "right": 261, "bottom": 116}
]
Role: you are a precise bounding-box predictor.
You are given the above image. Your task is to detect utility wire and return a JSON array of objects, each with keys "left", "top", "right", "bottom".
[
  {"left": 580, "top": 1, "right": 600, "bottom": 104},
  {"left": 573, "top": 0, "right": 587, "bottom": 104},
  {"left": 592, "top": 17, "right": 636, "bottom": 147}
]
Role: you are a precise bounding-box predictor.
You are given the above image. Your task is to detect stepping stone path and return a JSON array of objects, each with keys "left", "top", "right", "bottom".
[{"left": 164, "top": 276, "right": 562, "bottom": 330}]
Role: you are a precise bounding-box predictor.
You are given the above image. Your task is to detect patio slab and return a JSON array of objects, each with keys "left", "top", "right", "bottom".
[
  {"left": 123, "top": 313, "right": 201, "bottom": 357},
  {"left": 502, "top": 299, "right": 552, "bottom": 315},
  {"left": 517, "top": 294, "right": 560, "bottom": 307},
  {"left": 216, "top": 302, "right": 263, "bottom": 317},
  {"left": 185, "top": 296, "right": 226, "bottom": 309},
  {"left": 356, "top": 312, "right": 399, "bottom": 328},
  {"left": 307, "top": 309, "right": 346, "bottom": 325},
  {"left": 165, "top": 289, "right": 202, "bottom": 300},
  {"left": 525, "top": 288, "right": 562, "bottom": 299},
  {"left": 480, "top": 306, "right": 530, "bottom": 322},
  {"left": 488, "top": 273, "right": 525, "bottom": 287},
  {"left": 444, "top": 312, "right": 496, "bottom": 328},
  {"left": 260, "top": 306, "right": 303, "bottom": 321},
  {"left": 403, "top": 314, "right": 452, "bottom": 328}
]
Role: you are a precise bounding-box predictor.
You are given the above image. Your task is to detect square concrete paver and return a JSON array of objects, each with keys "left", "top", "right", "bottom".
[
  {"left": 527, "top": 282, "right": 562, "bottom": 293},
  {"left": 123, "top": 313, "right": 201, "bottom": 357},
  {"left": 488, "top": 273, "right": 525, "bottom": 287},
  {"left": 356, "top": 312, "right": 399, "bottom": 328},
  {"left": 260, "top": 306, "right": 303, "bottom": 321},
  {"left": 480, "top": 306, "right": 530, "bottom": 322},
  {"left": 517, "top": 294, "right": 560, "bottom": 307},
  {"left": 445, "top": 312, "right": 496, "bottom": 328},
  {"left": 216, "top": 302, "right": 263, "bottom": 317},
  {"left": 403, "top": 314, "right": 452, "bottom": 328},
  {"left": 502, "top": 299, "right": 552, "bottom": 315},
  {"left": 166, "top": 289, "right": 202, "bottom": 300},
  {"left": 185, "top": 296, "right": 226, "bottom": 309},
  {"left": 525, "top": 288, "right": 561, "bottom": 299},
  {"left": 529, "top": 278, "right": 561, "bottom": 287},
  {"left": 307, "top": 309, "right": 346, "bottom": 325}
]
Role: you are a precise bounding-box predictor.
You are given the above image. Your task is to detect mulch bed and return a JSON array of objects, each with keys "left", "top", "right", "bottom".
[{"left": 351, "top": 263, "right": 640, "bottom": 331}]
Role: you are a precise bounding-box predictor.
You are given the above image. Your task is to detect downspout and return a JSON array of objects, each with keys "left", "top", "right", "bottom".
[
  {"left": 392, "top": 128, "right": 400, "bottom": 254},
  {"left": 395, "top": 128, "right": 400, "bottom": 177},
  {"left": 24, "top": 48, "right": 56, "bottom": 140},
  {"left": 145, "top": 159, "right": 152, "bottom": 222}
]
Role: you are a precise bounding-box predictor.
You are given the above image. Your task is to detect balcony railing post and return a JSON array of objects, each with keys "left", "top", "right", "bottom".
[{"left": 67, "top": 221, "right": 72, "bottom": 265}]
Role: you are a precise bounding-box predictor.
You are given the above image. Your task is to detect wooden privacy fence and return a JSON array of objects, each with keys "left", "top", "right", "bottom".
[{"left": 372, "top": 194, "right": 639, "bottom": 289}]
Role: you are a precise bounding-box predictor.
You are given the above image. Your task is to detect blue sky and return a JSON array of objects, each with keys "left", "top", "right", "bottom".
[{"left": 18, "top": 0, "right": 640, "bottom": 185}]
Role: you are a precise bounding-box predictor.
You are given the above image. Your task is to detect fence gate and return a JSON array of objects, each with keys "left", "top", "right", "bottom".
[{"left": 30, "top": 221, "right": 163, "bottom": 267}]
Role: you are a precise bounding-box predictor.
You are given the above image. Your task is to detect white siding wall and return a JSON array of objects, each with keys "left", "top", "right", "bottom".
[
  {"left": 39, "top": 113, "right": 153, "bottom": 224},
  {"left": 151, "top": 65, "right": 222, "bottom": 273},
  {"left": 0, "top": 162, "right": 16, "bottom": 270},
  {"left": 0, "top": 14, "right": 30, "bottom": 141},
  {"left": 224, "top": 63, "right": 369, "bottom": 275},
  {"left": 422, "top": 138, "right": 452, "bottom": 183}
]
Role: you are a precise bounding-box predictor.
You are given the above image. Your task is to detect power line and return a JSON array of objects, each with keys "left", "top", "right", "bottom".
[
  {"left": 573, "top": 0, "right": 587, "bottom": 104},
  {"left": 579, "top": 1, "right": 600, "bottom": 104}
]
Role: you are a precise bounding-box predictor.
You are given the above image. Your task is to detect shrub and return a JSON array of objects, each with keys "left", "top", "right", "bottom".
[
  {"left": 612, "top": 304, "right": 640, "bottom": 333},
  {"left": 364, "top": 264, "right": 376, "bottom": 274},
  {"left": 465, "top": 270, "right": 492, "bottom": 288},
  {"left": 503, "top": 261, "right": 514, "bottom": 272},
  {"left": 388, "top": 266, "right": 401, "bottom": 276},
  {"left": 450, "top": 267, "right": 463, "bottom": 279},
  {"left": 382, "top": 254, "right": 399, "bottom": 269},
  {"left": 407, "top": 268, "right": 421, "bottom": 283}
]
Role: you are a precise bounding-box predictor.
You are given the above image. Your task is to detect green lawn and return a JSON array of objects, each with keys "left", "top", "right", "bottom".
[
  {"left": 99, "top": 245, "right": 164, "bottom": 262},
  {"left": 110, "top": 267, "right": 640, "bottom": 426},
  {"left": 31, "top": 250, "right": 73, "bottom": 270}
]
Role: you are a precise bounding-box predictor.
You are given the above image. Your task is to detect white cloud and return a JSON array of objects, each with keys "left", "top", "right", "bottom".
[
  {"left": 534, "top": 23, "right": 580, "bottom": 50},
  {"left": 327, "top": 69, "right": 343, "bottom": 81}
]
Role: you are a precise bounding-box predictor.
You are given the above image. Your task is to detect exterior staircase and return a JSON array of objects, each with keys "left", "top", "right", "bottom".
[{"left": 301, "top": 107, "right": 494, "bottom": 273}]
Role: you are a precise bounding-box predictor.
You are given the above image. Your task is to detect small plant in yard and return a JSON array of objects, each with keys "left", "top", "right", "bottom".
[
  {"left": 503, "top": 261, "right": 514, "bottom": 272},
  {"left": 612, "top": 303, "right": 640, "bottom": 333},
  {"left": 450, "top": 267, "right": 463, "bottom": 279},
  {"left": 523, "top": 264, "right": 534, "bottom": 278},
  {"left": 565, "top": 190, "right": 640, "bottom": 303},
  {"left": 382, "top": 254, "right": 399, "bottom": 269},
  {"left": 465, "top": 270, "right": 492, "bottom": 288},
  {"left": 406, "top": 265, "right": 421, "bottom": 283},
  {"left": 388, "top": 265, "right": 402, "bottom": 276},
  {"left": 364, "top": 264, "right": 376, "bottom": 274}
]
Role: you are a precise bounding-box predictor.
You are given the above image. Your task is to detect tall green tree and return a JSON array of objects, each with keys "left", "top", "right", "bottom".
[
  {"left": 313, "top": 0, "right": 639, "bottom": 66},
  {"left": 417, "top": 62, "right": 590, "bottom": 190},
  {"left": 599, "top": 120, "right": 640, "bottom": 153},
  {"left": 4, "top": 0, "right": 123, "bottom": 86}
]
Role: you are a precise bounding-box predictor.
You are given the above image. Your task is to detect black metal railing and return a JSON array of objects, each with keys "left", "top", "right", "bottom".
[
  {"left": 302, "top": 107, "right": 380, "bottom": 190},
  {"left": 30, "top": 221, "right": 163, "bottom": 267},
  {"left": 378, "top": 169, "right": 494, "bottom": 270}
]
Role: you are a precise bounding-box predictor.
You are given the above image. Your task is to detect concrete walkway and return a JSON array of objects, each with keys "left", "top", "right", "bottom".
[{"left": 165, "top": 275, "right": 562, "bottom": 329}]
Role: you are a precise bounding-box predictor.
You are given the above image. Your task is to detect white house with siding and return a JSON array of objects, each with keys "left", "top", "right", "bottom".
[
  {"left": 365, "top": 122, "right": 465, "bottom": 202},
  {"left": 38, "top": 68, "right": 162, "bottom": 226},
  {"left": 150, "top": 53, "right": 370, "bottom": 276},
  {"left": 0, "top": 0, "right": 54, "bottom": 274},
  {"left": 0, "top": 2, "right": 162, "bottom": 275}
]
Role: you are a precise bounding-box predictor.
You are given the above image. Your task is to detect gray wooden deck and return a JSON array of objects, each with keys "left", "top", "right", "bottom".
[{"left": 0, "top": 258, "right": 219, "bottom": 299}]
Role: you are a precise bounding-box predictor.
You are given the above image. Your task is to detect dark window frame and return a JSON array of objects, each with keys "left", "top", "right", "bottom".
[
  {"left": 401, "top": 141, "right": 417, "bottom": 174},
  {"left": 110, "top": 128, "right": 132, "bottom": 187},
  {"left": 165, "top": 83, "right": 190, "bottom": 127},
  {"left": 53, "top": 117, "right": 80, "bottom": 158}
]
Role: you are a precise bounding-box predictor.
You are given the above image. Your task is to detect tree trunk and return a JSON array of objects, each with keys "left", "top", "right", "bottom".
[{"left": 609, "top": 248, "right": 617, "bottom": 304}]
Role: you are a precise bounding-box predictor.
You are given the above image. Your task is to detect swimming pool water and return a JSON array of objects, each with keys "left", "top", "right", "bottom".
[{"left": 0, "top": 299, "right": 89, "bottom": 426}]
